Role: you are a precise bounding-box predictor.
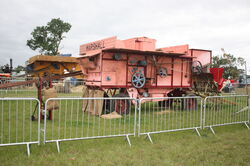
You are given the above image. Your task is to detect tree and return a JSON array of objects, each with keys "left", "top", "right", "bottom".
[
  {"left": 212, "top": 53, "right": 245, "bottom": 79},
  {"left": 27, "top": 18, "right": 71, "bottom": 55},
  {"left": 14, "top": 65, "right": 26, "bottom": 73}
]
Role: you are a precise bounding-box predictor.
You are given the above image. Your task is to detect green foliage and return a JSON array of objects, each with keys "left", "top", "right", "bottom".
[
  {"left": 212, "top": 54, "right": 245, "bottom": 79},
  {"left": 27, "top": 18, "right": 71, "bottom": 55},
  {"left": 14, "top": 65, "right": 25, "bottom": 73}
]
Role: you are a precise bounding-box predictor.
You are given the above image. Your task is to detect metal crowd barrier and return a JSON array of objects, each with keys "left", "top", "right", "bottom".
[
  {"left": 43, "top": 97, "right": 137, "bottom": 152},
  {"left": 0, "top": 95, "right": 249, "bottom": 155},
  {"left": 138, "top": 96, "right": 203, "bottom": 143},
  {"left": 0, "top": 98, "right": 40, "bottom": 156},
  {"left": 203, "top": 95, "right": 250, "bottom": 134}
]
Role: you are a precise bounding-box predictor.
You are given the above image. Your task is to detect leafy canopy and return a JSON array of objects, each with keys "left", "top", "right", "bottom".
[
  {"left": 14, "top": 65, "right": 26, "bottom": 73},
  {"left": 27, "top": 18, "right": 71, "bottom": 55},
  {"left": 212, "top": 53, "right": 245, "bottom": 79}
]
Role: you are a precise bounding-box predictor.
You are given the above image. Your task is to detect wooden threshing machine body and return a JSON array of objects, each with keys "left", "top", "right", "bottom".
[{"left": 78, "top": 36, "right": 212, "bottom": 98}]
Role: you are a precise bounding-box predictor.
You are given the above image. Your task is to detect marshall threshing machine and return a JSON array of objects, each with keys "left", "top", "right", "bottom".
[{"left": 77, "top": 36, "right": 219, "bottom": 114}]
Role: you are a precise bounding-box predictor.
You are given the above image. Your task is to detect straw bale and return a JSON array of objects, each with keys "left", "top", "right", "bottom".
[
  {"left": 43, "top": 88, "right": 59, "bottom": 110},
  {"left": 101, "top": 111, "right": 122, "bottom": 119}
]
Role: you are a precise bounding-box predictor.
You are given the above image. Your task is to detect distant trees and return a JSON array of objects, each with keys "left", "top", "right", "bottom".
[
  {"left": 27, "top": 18, "right": 71, "bottom": 55},
  {"left": 14, "top": 65, "right": 25, "bottom": 73},
  {"left": 212, "top": 53, "right": 245, "bottom": 79}
]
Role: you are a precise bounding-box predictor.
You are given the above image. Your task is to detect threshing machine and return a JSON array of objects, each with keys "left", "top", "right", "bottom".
[{"left": 77, "top": 36, "right": 217, "bottom": 112}]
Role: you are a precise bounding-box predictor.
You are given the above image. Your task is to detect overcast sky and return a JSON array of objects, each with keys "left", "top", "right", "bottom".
[{"left": 0, "top": 0, "right": 250, "bottom": 71}]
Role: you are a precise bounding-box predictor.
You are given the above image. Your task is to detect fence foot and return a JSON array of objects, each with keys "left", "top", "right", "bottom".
[
  {"left": 125, "top": 135, "right": 131, "bottom": 147},
  {"left": 146, "top": 133, "right": 153, "bottom": 144},
  {"left": 194, "top": 128, "right": 201, "bottom": 137},
  {"left": 209, "top": 126, "right": 216, "bottom": 135},
  {"left": 56, "top": 141, "right": 60, "bottom": 153},
  {"left": 244, "top": 122, "right": 250, "bottom": 130},
  {"left": 26, "top": 143, "right": 31, "bottom": 157}
]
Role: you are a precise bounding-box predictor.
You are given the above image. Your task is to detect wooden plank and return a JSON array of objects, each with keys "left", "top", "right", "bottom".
[{"left": 28, "top": 55, "right": 77, "bottom": 64}]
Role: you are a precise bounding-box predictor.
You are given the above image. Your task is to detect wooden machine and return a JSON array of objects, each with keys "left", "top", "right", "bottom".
[
  {"left": 78, "top": 36, "right": 215, "bottom": 98},
  {"left": 77, "top": 36, "right": 218, "bottom": 113},
  {"left": 26, "top": 55, "right": 83, "bottom": 79}
]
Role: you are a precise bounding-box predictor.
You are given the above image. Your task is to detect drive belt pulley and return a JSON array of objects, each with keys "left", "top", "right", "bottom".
[{"left": 132, "top": 72, "right": 146, "bottom": 88}]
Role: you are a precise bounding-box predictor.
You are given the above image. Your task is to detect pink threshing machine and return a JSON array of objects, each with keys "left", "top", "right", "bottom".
[{"left": 77, "top": 36, "right": 214, "bottom": 113}]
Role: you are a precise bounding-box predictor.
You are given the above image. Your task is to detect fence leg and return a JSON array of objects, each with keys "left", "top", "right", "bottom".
[
  {"left": 26, "top": 143, "right": 31, "bottom": 157},
  {"left": 56, "top": 141, "right": 60, "bottom": 153},
  {"left": 125, "top": 135, "right": 131, "bottom": 147},
  {"left": 146, "top": 133, "right": 153, "bottom": 144},
  {"left": 41, "top": 128, "right": 45, "bottom": 145},
  {"left": 194, "top": 127, "right": 201, "bottom": 137},
  {"left": 209, "top": 126, "right": 216, "bottom": 135},
  {"left": 244, "top": 122, "right": 250, "bottom": 130}
]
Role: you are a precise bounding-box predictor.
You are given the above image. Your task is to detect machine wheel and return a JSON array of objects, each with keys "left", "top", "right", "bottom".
[
  {"left": 132, "top": 72, "right": 146, "bottom": 89},
  {"left": 112, "top": 93, "right": 131, "bottom": 115}
]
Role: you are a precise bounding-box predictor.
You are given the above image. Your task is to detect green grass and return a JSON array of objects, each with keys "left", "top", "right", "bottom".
[
  {"left": 0, "top": 125, "right": 249, "bottom": 166},
  {"left": 0, "top": 90, "right": 82, "bottom": 98},
  {"left": 0, "top": 95, "right": 249, "bottom": 165}
]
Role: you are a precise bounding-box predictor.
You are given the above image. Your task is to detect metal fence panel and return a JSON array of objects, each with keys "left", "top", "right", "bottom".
[
  {"left": 138, "top": 96, "right": 202, "bottom": 143},
  {"left": 43, "top": 97, "right": 137, "bottom": 152},
  {"left": 203, "top": 95, "right": 249, "bottom": 134},
  {"left": 0, "top": 98, "right": 40, "bottom": 156}
]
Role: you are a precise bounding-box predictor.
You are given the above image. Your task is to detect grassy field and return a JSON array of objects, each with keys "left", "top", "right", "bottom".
[
  {"left": 0, "top": 89, "right": 82, "bottom": 98},
  {"left": 0, "top": 124, "right": 249, "bottom": 166},
  {"left": 0, "top": 94, "right": 249, "bottom": 165}
]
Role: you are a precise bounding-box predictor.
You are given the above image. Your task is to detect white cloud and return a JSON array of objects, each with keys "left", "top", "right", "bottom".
[{"left": 0, "top": 0, "right": 250, "bottom": 72}]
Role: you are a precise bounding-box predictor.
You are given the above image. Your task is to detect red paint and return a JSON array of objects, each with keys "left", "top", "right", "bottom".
[{"left": 210, "top": 68, "right": 225, "bottom": 90}]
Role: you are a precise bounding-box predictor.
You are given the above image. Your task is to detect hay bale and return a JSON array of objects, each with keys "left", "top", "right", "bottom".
[
  {"left": 54, "top": 83, "right": 64, "bottom": 93},
  {"left": 43, "top": 88, "right": 59, "bottom": 110},
  {"left": 247, "top": 85, "right": 250, "bottom": 95},
  {"left": 71, "top": 85, "right": 84, "bottom": 93},
  {"left": 101, "top": 111, "right": 122, "bottom": 119},
  {"left": 155, "top": 110, "right": 173, "bottom": 115},
  {"left": 82, "top": 86, "right": 104, "bottom": 116}
]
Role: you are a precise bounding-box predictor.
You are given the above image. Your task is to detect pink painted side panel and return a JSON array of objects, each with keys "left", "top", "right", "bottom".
[
  {"left": 191, "top": 50, "right": 211, "bottom": 67},
  {"left": 87, "top": 72, "right": 101, "bottom": 82},
  {"left": 173, "top": 58, "right": 182, "bottom": 86},
  {"left": 148, "top": 89, "right": 173, "bottom": 98},
  {"left": 182, "top": 60, "right": 191, "bottom": 86},
  {"left": 101, "top": 59, "right": 127, "bottom": 86},
  {"left": 80, "top": 36, "right": 117, "bottom": 55},
  {"left": 123, "top": 37, "right": 156, "bottom": 51},
  {"left": 80, "top": 36, "right": 156, "bottom": 56},
  {"left": 160, "top": 45, "right": 189, "bottom": 54},
  {"left": 156, "top": 57, "right": 172, "bottom": 86}
]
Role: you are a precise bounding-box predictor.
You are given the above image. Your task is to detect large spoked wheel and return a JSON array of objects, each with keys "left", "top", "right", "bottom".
[
  {"left": 132, "top": 72, "right": 146, "bottom": 89},
  {"left": 112, "top": 94, "right": 131, "bottom": 115}
]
